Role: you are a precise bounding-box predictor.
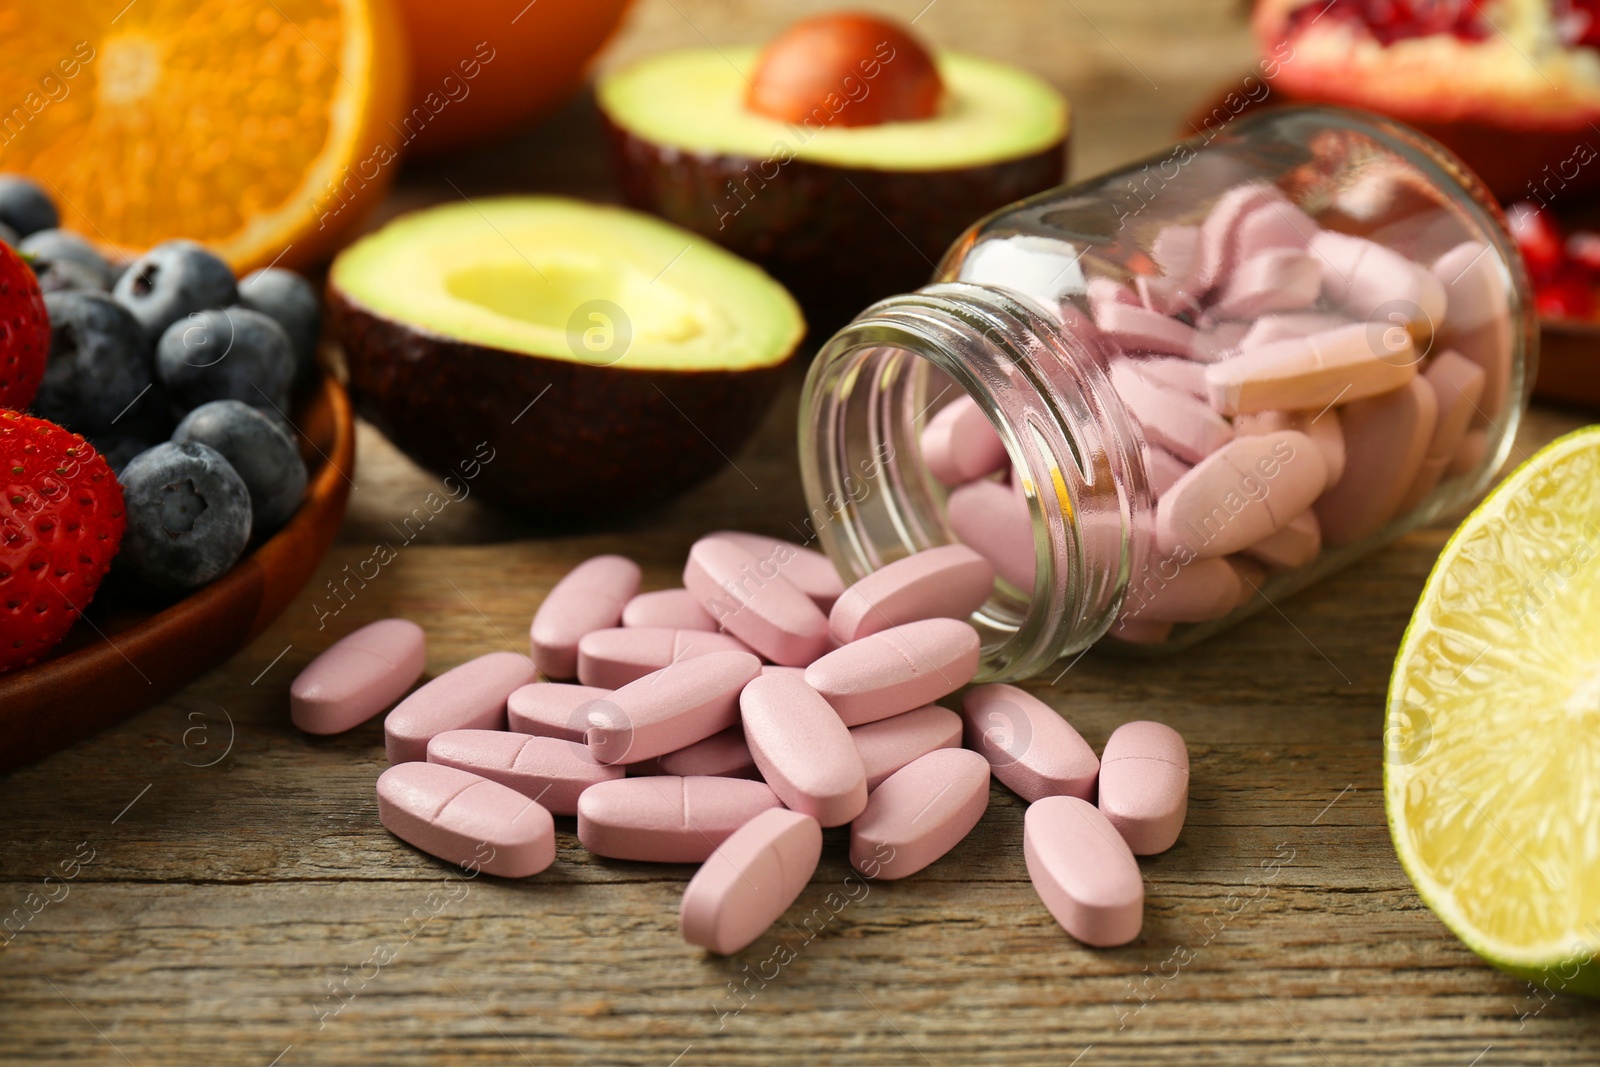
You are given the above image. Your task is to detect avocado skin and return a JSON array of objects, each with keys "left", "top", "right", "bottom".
[
  {"left": 604, "top": 114, "right": 1066, "bottom": 332},
  {"left": 329, "top": 287, "right": 793, "bottom": 523}
]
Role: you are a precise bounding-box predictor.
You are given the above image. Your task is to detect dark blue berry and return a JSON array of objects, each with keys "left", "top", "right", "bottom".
[
  {"left": 112, "top": 239, "right": 237, "bottom": 343},
  {"left": 119, "top": 441, "right": 252, "bottom": 590},
  {"left": 173, "top": 400, "right": 307, "bottom": 533},
  {"left": 0, "top": 175, "right": 59, "bottom": 239},
  {"left": 236, "top": 268, "right": 320, "bottom": 384},
  {"left": 155, "top": 307, "right": 295, "bottom": 416},
  {"left": 19, "top": 228, "right": 116, "bottom": 289},
  {"left": 35, "top": 292, "right": 155, "bottom": 437}
]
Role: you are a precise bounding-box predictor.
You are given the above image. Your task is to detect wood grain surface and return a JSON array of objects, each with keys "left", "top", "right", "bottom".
[{"left": 4, "top": 2, "right": 1600, "bottom": 1064}]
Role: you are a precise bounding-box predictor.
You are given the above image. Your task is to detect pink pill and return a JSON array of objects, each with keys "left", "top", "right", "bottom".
[
  {"left": 1190, "top": 320, "right": 1250, "bottom": 364},
  {"left": 290, "top": 618, "right": 426, "bottom": 735},
  {"left": 679, "top": 807, "right": 822, "bottom": 955},
  {"left": 1205, "top": 322, "right": 1418, "bottom": 416},
  {"left": 621, "top": 589, "right": 718, "bottom": 632},
  {"left": 1315, "top": 376, "right": 1438, "bottom": 545},
  {"left": 1139, "top": 225, "right": 1203, "bottom": 316},
  {"left": 1122, "top": 555, "right": 1241, "bottom": 624},
  {"left": 851, "top": 704, "right": 964, "bottom": 791},
  {"left": 654, "top": 726, "right": 761, "bottom": 780},
  {"left": 1210, "top": 248, "right": 1321, "bottom": 320},
  {"left": 1144, "top": 446, "right": 1191, "bottom": 499},
  {"left": 507, "top": 682, "right": 612, "bottom": 740},
  {"left": 1232, "top": 407, "right": 1346, "bottom": 488},
  {"left": 805, "top": 618, "right": 981, "bottom": 727},
  {"left": 1402, "top": 350, "right": 1487, "bottom": 511},
  {"left": 1023, "top": 795, "right": 1144, "bottom": 947},
  {"left": 1087, "top": 275, "right": 1140, "bottom": 317},
  {"left": 1311, "top": 230, "right": 1447, "bottom": 327},
  {"left": 1232, "top": 195, "right": 1317, "bottom": 257},
  {"left": 529, "top": 555, "right": 640, "bottom": 679},
  {"left": 1448, "top": 426, "right": 1490, "bottom": 478},
  {"left": 576, "top": 627, "right": 751, "bottom": 689},
  {"left": 426, "top": 730, "right": 623, "bottom": 816},
  {"left": 961, "top": 683, "right": 1098, "bottom": 802},
  {"left": 1432, "top": 241, "right": 1512, "bottom": 426},
  {"left": 577, "top": 775, "right": 782, "bottom": 863},
  {"left": 920, "top": 395, "right": 1009, "bottom": 487},
  {"left": 1244, "top": 508, "right": 1322, "bottom": 570},
  {"left": 1096, "top": 302, "right": 1197, "bottom": 357},
  {"left": 1157, "top": 431, "right": 1327, "bottom": 559},
  {"left": 740, "top": 671, "right": 868, "bottom": 826},
  {"left": 377, "top": 762, "right": 555, "bottom": 878},
  {"left": 1238, "top": 311, "right": 1350, "bottom": 349},
  {"left": 684, "top": 537, "right": 830, "bottom": 667},
  {"left": 1111, "top": 360, "right": 1234, "bottom": 465},
  {"left": 705, "top": 530, "right": 846, "bottom": 612},
  {"left": 1107, "top": 616, "right": 1174, "bottom": 644},
  {"left": 1195, "top": 181, "right": 1287, "bottom": 291},
  {"left": 828, "top": 544, "right": 994, "bottom": 644},
  {"left": 585, "top": 650, "right": 762, "bottom": 765},
  {"left": 1127, "top": 357, "right": 1206, "bottom": 399},
  {"left": 948, "top": 478, "right": 1035, "bottom": 591},
  {"left": 849, "top": 748, "right": 991, "bottom": 879},
  {"left": 1097, "top": 720, "right": 1190, "bottom": 855},
  {"left": 384, "top": 651, "right": 537, "bottom": 764}
]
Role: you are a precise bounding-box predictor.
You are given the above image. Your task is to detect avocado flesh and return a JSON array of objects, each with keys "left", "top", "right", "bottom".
[
  {"left": 598, "top": 48, "right": 1068, "bottom": 330},
  {"left": 328, "top": 197, "right": 803, "bottom": 519}
]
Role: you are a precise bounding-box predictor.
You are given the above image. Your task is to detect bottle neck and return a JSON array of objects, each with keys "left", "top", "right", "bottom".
[{"left": 799, "top": 282, "right": 1152, "bottom": 681}]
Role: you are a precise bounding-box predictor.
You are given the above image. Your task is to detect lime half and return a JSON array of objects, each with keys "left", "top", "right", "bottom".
[{"left": 1386, "top": 427, "right": 1600, "bottom": 996}]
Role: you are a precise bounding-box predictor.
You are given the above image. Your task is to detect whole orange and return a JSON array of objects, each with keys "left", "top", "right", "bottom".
[{"left": 393, "top": 0, "right": 633, "bottom": 155}]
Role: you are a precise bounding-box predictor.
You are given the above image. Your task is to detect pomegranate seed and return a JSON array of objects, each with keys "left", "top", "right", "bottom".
[{"left": 1506, "top": 201, "right": 1567, "bottom": 283}]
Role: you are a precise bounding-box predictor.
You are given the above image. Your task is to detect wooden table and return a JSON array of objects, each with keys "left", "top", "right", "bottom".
[{"left": 5, "top": 2, "right": 1600, "bottom": 1063}]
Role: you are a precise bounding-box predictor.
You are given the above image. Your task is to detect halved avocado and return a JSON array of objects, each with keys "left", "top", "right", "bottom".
[
  {"left": 598, "top": 35, "right": 1069, "bottom": 329},
  {"left": 328, "top": 197, "right": 803, "bottom": 520}
]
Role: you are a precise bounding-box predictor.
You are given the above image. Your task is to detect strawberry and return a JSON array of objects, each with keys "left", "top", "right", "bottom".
[
  {"left": 0, "top": 240, "right": 49, "bottom": 410},
  {"left": 0, "top": 411, "right": 126, "bottom": 672}
]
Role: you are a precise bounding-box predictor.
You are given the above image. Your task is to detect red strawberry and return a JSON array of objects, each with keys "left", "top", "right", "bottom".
[
  {"left": 0, "top": 241, "right": 49, "bottom": 411},
  {"left": 0, "top": 411, "right": 126, "bottom": 672}
]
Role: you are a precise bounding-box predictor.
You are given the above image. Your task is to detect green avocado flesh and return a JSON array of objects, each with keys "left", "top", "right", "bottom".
[
  {"left": 597, "top": 46, "right": 1069, "bottom": 171},
  {"left": 328, "top": 197, "right": 804, "bottom": 373}
]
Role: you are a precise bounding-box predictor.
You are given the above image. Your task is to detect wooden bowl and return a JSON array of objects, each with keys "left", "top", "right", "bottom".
[{"left": 0, "top": 373, "right": 355, "bottom": 770}]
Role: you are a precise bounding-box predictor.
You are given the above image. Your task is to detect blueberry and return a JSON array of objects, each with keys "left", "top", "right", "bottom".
[
  {"left": 19, "top": 228, "right": 116, "bottom": 289},
  {"left": 0, "top": 175, "right": 59, "bottom": 238},
  {"left": 156, "top": 307, "right": 295, "bottom": 415},
  {"left": 237, "top": 268, "right": 320, "bottom": 384},
  {"left": 173, "top": 400, "right": 307, "bottom": 533},
  {"left": 34, "top": 257, "right": 109, "bottom": 294},
  {"left": 112, "top": 239, "right": 237, "bottom": 343},
  {"left": 119, "top": 441, "right": 252, "bottom": 590},
  {"left": 34, "top": 292, "right": 155, "bottom": 437}
]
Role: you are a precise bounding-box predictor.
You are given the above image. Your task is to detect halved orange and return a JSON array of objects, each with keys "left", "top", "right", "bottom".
[{"left": 0, "top": 0, "right": 408, "bottom": 272}]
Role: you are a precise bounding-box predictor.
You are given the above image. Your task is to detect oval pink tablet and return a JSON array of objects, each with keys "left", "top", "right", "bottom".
[
  {"left": 1122, "top": 555, "right": 1241, "bottom": 624},
  {"left": 1400, "top": 349, "right": 1487, "bottom": 511},
  {"left": 377, "top": 762, "right": 555, "bottom": 878},
  {"left": 1097, "top": 720, "right": 1190, "bottom": 855},
  {"left": 1314, "top": 376, "right": 1438, "bottom": 545},
  {"left": 1024, "top": 795, "right": 1144, "bottom": 947},
  {"left": 740, "top": 671, "right": 868, "bottom": 826},
  {"left": 290, "top": 618, "right": 426, "bottom": 735},
  {"left": 1110, "top": 360, "right": 1234, "bottom": 465},
  {"left": 1204, "top": 322, "right": 1418, "bottom": 416},
  {"left": 1231, "top": 407, "right": 1345, "bottom": 488},
  {"left": 920, "top": 395, "right": 1009, "bottom": 487},
  {"left": 506, "top": 682, "right": 613, "bottom": 741},
  {"left": 947, "top": 479, "right": 1035, "bottom": 591},
  {"left": 621, "top": 588, "right": 718, "bottom": 632},
  {"left": 384, "top": 651, "right": 537, "bottom": 764},
  {"left": 1245, "top": 508, "right": 1321, "bottom": 570},
  {"left": 576, "top": 627, "right": 752, "bottom": 689},
  {"left": 850, "top": 704, "right": 964, "bottom": 791},
  {"left": 706, "top": 530, "right": 846, "bottom": 612},
  {"left": 684, "top": 537, "right": 831, "bottom": 667},
  {"left": 1156, "top": 431, "right": 1327, "bottom": 559},
  {"left": 961, "top": 684, "right": 1098, "bottom": 802},
  {"left": 849, "top": 748, "right": 990, "bottom": 880},
  {"left": 805, "top": 618, "right": 981, "bottom": 727},
  {"left": 585, "top": 650, "right": 762, "bottom": 765},
  {"left": 1239, "top": 311, "right": 1350, "bottom": 350},
  {"left": 1210, "top": 248, "right": 1320, "bottom": 320},
  {"left": 1310, "top": 230, "right": 1447, "bottom": 327},
  {"left": 1095, "top": 301, "right": 1196, "bottom": 357},
  {"left": 1144, "top": 446, "right": 1191, "bottom": 499},
  {"left": 1432, "top": 240, "right": 1512, "bottom": 425},
  {"left": 828, "top": 544, "right": 995, "bottom": 644},
  {"left": 679, "top": 808, "right": 822, "bottom": 955},
  {"left": 576, "top": 775, "right": 782, "bottom": 863},
  {"left": 655, "top": 726, "right": 761, "bottom": 780},
  {"left": 529, "top": 555, "right": 640, "bottom": 679},
  {"left": 426, "top": 730, "right": 623, "bottom": 816},
  {"left": 1195, "top": 181, "right": 1288, "bottom": 291}
]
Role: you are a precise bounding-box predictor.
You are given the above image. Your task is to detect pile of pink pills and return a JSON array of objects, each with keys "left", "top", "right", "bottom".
[
  {"left": 925, "top": 180, "right": 1511, "bottom": 643},
  {"left": 290, "top": 532, "right": 1190, "bottom": 952}
]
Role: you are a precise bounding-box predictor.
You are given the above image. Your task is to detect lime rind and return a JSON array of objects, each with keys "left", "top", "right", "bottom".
[{"left": 1386, "top": 426, "right": 1600, "bottom": 996}]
